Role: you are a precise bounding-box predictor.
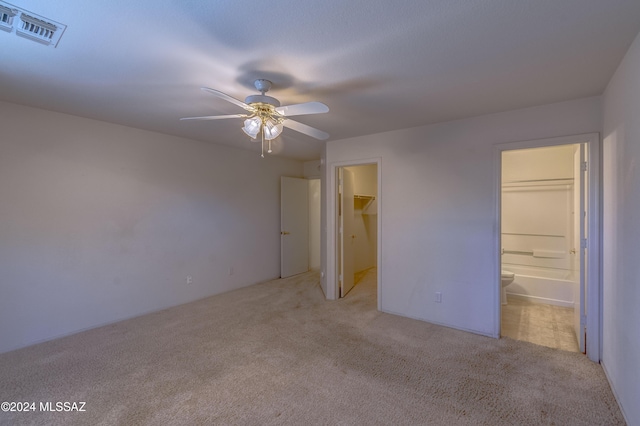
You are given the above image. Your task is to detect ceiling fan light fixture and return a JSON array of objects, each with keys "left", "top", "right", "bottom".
[
  {"left": 263, "top": 119, "right": 283, "bottom": 140},
  {"left": 182, "top": 79, "right": 329, "bottom": 157},
  {"left": 241, "top": 117, "right": 261, "bottom": 139}
]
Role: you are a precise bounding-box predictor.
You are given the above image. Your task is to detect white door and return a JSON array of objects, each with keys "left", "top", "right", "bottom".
[
  {"left": 573, "top": 144, "right": 587, "bottom": 353},
  {"left": 338, "top": 168, "right": 355, "bottom": 297},
  {"left": 281, "top": 176, "right": 309, "bottom": 278}
]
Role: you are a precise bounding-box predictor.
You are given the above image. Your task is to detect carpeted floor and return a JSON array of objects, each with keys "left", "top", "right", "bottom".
[{"left": 0, "top": 270, "right": 625, "bottom": 425}]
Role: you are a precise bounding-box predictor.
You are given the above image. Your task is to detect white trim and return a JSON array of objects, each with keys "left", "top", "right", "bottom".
[
  {"left": 494, "top": 133, "right": 601, "bottom": 362},
  {"left": 381, "top": 307, "right": 495, "bottom": 338},
  {"left": 327, "top": 158, "right": 382, "bottom": 311},
  {"left": 601, "top": 361, "right": 631, "bottom": 425}
]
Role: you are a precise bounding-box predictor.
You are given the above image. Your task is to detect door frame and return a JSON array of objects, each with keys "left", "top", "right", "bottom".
[
  {"left": 337, "top": 167, "right": 356, "bottom": 297},
  {"left": 494, "top": 133, "right": 601, "bottom": 362},
  {"left": 327, "top": 158, "right": 381, "bottom": 310}
]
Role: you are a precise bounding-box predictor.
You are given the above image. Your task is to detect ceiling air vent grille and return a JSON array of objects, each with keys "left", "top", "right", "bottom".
[
  {"left": 17, "top": 13, "right": 57, "bottom": 45},
  {"left": 0, "top": 1, "right": 66, "bottom": 47},
  {"left": 0, "top": 4, "right": 17, "bottom": 32}
]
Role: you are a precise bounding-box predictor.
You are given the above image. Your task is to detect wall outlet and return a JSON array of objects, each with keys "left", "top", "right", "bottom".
[
  {"left": 435, "top": 292, "right": 442, "bottom": 303},
  {"left": 186, "top": 275, "right": 193, "bottom": 285}
]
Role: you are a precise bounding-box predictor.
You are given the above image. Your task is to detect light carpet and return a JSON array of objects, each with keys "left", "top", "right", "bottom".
[{"left": 0, "top": 269, "right": 625, "bottom": 425}]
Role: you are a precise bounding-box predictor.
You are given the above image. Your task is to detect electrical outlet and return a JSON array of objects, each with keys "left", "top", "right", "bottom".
[
  {"left": 435, "top": 292, "right": 442, "bottom": 303},
  {"left": 186, "top": 275, "right": 193, "bottom": 285}
]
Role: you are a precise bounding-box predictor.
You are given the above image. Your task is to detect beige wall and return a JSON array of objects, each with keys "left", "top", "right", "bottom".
[{"left": 502, "top": 145, "right": 575, "bottom": 182}]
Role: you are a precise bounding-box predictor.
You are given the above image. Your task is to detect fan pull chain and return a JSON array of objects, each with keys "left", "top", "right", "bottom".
[{"left": 261, "top": 127, "right": 265, "bottom": 158}]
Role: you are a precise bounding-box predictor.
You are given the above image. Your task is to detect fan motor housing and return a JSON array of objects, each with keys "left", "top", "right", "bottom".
[{"left": 245, "top": 94, "right": 280, "bottom": 107}]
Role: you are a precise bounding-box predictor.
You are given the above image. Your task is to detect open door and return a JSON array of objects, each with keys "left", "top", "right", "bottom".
[
  {"left": 281, "top": 176, "right": 309, "bottom": 278},
  {"left": 338, "top": 168, "right": 355, "bottom": 297},
  {"left": 573, "top": 145, "right": 587, "bottom": 353}
]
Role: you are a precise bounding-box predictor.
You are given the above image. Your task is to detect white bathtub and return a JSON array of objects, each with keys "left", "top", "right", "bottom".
[{"left": 502, "top": 264, "right": 576, "bottom": 307}]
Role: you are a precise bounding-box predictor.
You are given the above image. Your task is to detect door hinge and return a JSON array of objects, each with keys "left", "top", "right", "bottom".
[
  {"left": 581, "top": 161, "right": 587, "bottom": 172},
  {"left": 581, "top": 238, "right": 587, "bottom": 249},
  {"left": 339, "top": 274, "right": 343, "bottom": 282}
]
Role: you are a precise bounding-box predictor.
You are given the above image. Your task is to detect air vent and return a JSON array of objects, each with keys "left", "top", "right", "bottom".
[
  {"left": 17, "top": 13, "right": 58, "bottom": 45},
  {"left": 0, "top": 4, "right": 17, "bottom": 32},
  {"left": 0, "top": 1, "right": 66, "bottom": 47}
]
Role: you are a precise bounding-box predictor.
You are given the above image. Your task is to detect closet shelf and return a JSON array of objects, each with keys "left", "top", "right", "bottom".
[
  {"left": 354, "top": 194, "right": 375, "bottom": 200},
  {"left": 354, "top": 194, "right": 376, "bottom": 215}
]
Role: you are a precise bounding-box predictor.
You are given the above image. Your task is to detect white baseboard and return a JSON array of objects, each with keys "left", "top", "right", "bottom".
[{"left": 601, "top": 360, "right": 630, "bottom": 426}]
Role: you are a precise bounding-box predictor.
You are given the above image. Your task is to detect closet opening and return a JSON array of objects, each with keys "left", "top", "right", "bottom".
[{"left": 335, "top": 163, "right": 379, "bottom": 304}]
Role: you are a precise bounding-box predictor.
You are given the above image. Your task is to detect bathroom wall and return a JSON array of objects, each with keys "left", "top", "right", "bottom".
[
  {"left": 501, "top": 145, "right": 577, "bottom": 306},
  {"left": 346, "top": 165, "right": 377, "bottom": 273}
]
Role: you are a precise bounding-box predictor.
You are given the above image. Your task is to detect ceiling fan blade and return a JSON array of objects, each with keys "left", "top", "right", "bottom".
[
  {"left": 201, "top": 87, "right": 254, "bottom": 111},
  {"left": 180, "top": 114, "right": 248, "bottom": 121},
  {"left": 276, "top": 101, "right": 329, "bottom": 117},
  {"left": 283, "top": 119, "right": 329, "bottom": 140}
]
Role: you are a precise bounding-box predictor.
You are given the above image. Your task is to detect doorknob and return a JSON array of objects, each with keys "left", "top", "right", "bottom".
[
  {"left": 351, "top": 234, "right": 356, "bottom": 238},
  {"left": 281, "top": 231, "right": 290, "bottom": 235}
]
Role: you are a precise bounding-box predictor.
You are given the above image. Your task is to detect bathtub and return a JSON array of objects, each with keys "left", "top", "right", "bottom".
[{"left": 502, "top": 264, "right": 577, "bottom": 307}]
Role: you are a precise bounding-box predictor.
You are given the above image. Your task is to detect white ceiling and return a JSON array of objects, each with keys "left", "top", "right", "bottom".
[{"left": 1, "top": 0, "right": 639, "bottom": 160}]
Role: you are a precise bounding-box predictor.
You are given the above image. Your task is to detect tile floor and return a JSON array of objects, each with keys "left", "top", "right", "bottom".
[
  {"left": 353, "top": 271, "right": 579, "bottom": 353},
  {"left": 501, "top": 295, "right": 579, "bottom": 352}
]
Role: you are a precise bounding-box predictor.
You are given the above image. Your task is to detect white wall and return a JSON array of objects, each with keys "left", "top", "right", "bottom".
[
  {"left": 320, "top": 148, "right": 328, "bottom": 296},
  {"left": 602, "top": 31, "right": 640, "bottom": 425},
  {"left": 303, "top": 160, "right": 322, "bottom": 179},
  {"left": 308, "top": 179, "right": 321, "bottom": 270},
  {"left": 324, "top": 97, "right": 601, "bottom": 336},
  {"left": 0, "top": 101, "right": 302, "bottom": 354},
  {"left": 304, "top": 160, "right": 322, "bottom": 271}
]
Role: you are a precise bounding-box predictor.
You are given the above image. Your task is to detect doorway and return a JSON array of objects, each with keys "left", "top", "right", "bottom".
[
  {"left": 281, "top": 176, "right": 322, "bottom": 278},
  {"left": 496, "top": 133, "right": 600, "bottom": 362},
  {"left": 335, "top": 163, "right": 379, "bottom": 302},
  {"left": 281, "top": 176, "right": 309, "bottom": 278}
]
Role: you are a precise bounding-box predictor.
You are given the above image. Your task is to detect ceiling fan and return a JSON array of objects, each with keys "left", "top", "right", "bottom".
[{"left": 181, "top": 79, "right": 329, "bottom": 157}]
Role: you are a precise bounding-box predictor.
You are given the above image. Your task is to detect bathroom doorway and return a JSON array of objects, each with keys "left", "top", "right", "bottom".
[
  {"left": 496, "top": 134, "right": 600, "bottom": 362},
  {"left": 336, "top": 163, "right": 379, "bottom": 301}
]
